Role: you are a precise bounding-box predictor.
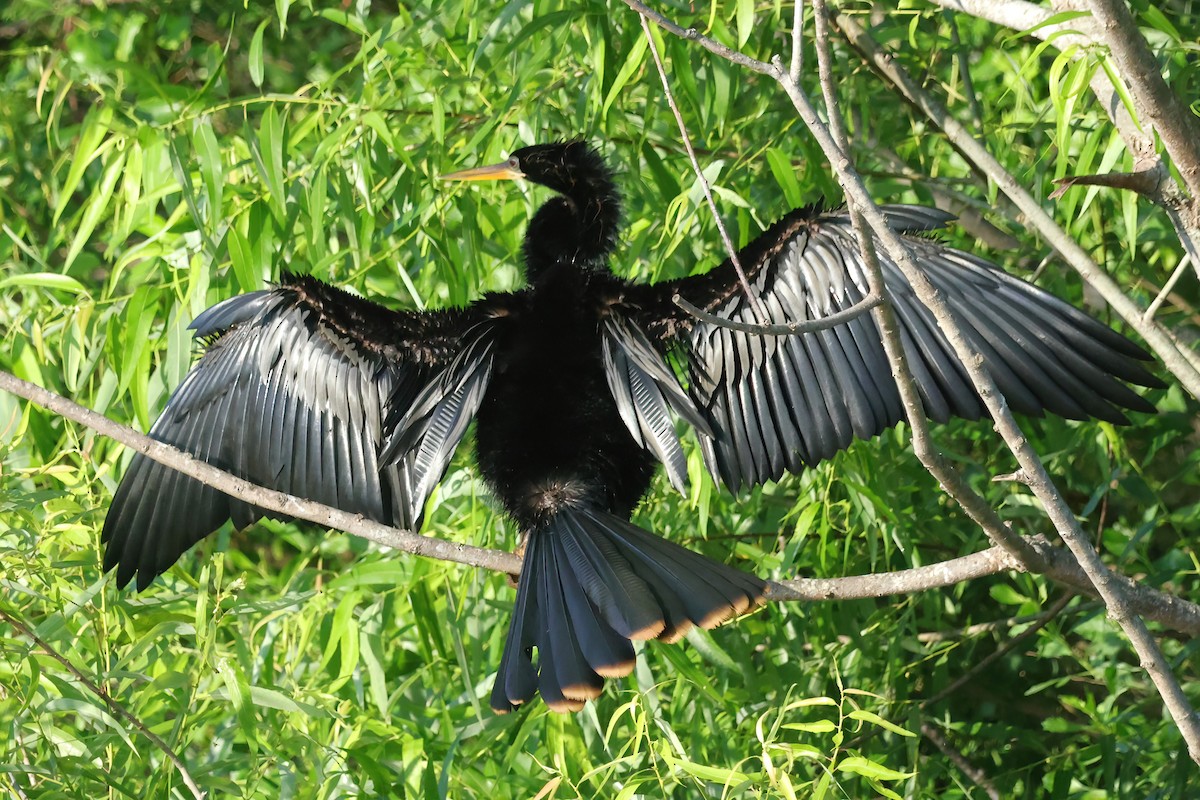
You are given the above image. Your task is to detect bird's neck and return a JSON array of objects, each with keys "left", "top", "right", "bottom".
[{"left": 524, "top": 184, "right": 620, "bottom": 282}]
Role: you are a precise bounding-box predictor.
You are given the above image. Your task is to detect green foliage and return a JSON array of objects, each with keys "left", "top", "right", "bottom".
[{"left": 1, "top": 1, "right": 1198, "bottom": 797}]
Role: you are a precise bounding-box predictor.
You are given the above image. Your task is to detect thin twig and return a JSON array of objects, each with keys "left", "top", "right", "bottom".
[
  {"left": 623, "top": 0, "right": 775, "bottom": 77},
  {"left": 0, "top": 607, "right": 206, "bottom": 800},
  {"left": 946, "top": 11, "right": 985, "bottom": 134},
  {"left": 671, "top": 291, "right": 881, "bottom": 335},
  {"left": 915, "top": 602, "right": 1097, "bottom": 642},
  {"left": 638, "top": 14, "right": 766, "bottom": 321},
  {"left": 923, "top": 591, "right": 1077, "bottom": 707},
  {"left": 1144, "top": 255, "right": 1192, "bottom": 322},
  {"left": 812, "top": 0, "right": 849, "bottom": 155},
  {"left": 921, "top": 722, "right": 1001, "bottom": 800}
]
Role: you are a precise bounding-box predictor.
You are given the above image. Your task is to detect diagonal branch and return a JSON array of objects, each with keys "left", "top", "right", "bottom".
[
  {"left": 627, "top": 0, "right": 1200, "bottom": 764},
  {"left": 794, "top": 29, "right": 1200, "bottom": 765},
  {"left": 639, "top": 14, "right": 767, "bottom": 321},
  {"left": 834, "top": 11, "right": 1200, "bottom": 402},
  {"left": 922, "top": 591, "right": 1078, "bottom": 707},
  {"left": 927, "top": 0, "right": 1200, "bottom": 325},
  {"left": 0, "top": 607, "right": 206, "bottom": 800},
  {"left": 0, "top": 369, "right": 523, "bottom": 576}
]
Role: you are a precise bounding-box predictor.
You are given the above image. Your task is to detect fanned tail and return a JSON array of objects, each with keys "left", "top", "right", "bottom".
[{"left": 490, "top": 507, "right": 766, "bottom": 713}]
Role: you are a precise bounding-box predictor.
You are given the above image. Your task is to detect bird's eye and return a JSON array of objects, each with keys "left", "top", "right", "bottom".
[{"left": 508, "top": 157, "right": 520, "bottom": 170}]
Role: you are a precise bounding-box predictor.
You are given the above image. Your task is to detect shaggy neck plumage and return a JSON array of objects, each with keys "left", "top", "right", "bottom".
[{"left": 523, "top": 150, "right": 621, "bottom": 281}]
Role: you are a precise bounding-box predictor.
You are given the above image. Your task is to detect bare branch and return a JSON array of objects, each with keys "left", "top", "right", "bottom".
[
  {"left": 1163, "top": 200, "right": 1200, "bottom": 288},
  {"left": 0, "top": 607, "right": 207, "bottom": 800},
  {"left": 629, "top": 0, "right": 1200, "bottom": 762},
  {"left": 819, "top": 17, "right": 1200, "bottom": 764},
  {"left": 1085, "top": 0, "right": 1200, "bottom": 202},
  {"left": 923, "top": 591, "right": 1077, "bottom": 707},
  {"left": 1049, "top": 170, "right": 1163, "bottom": 200},
  {"left": 789, "top": 0, "right": 803, "bottom": 84},
  {"left": 808, "top": 0, "right": 1045, "bottom": 569},
  {"left": 922, "top": 722, "right": 1002, "bottom": 800},
  {"left": 0, "top": 369, "right": 524, "bottom": 576},
  {"left": 671, "top": 291, "right": 881, "bottom": 335},
  {"left": 8, "top": 369, "right": 1200, "bottom": 635},
  {"left": 622, "top": 0, "right": 775, "bottom": 76},
  {"left": 926, "top": 0, "right": 1200, "bottom": 325},
  {"left": 766, "top": 542, "right": 1022, "bottom": 601},
  {"left": 1144, "top": 255, "right": 1193, "bottom": 321}
]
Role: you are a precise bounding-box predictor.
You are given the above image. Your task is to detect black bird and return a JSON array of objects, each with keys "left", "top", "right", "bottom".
[{"left": 102, "top": 140, "right": 1160, "bottom": 712}]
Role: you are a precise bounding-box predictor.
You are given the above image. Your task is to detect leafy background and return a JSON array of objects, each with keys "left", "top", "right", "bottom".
[{"left": 1, "top": 0, "right": 1197, "bottom": 797}]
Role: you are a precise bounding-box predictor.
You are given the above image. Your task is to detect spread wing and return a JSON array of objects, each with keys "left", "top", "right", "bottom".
[
  {"left": 617, "top": 204, "right": 1161, "bottom": 491},
  {"left": 102, "top": 273, "right": 503, "bottom": 590}
]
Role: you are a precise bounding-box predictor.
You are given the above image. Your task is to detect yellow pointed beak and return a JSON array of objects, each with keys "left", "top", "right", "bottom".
[{"left": 440, "top": 159, "right": 524, "bottom": 182}]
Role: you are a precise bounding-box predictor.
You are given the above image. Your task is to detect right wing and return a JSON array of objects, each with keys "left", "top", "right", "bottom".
[
  {"left": 619, "top": 205, "right": 1161, "bottom": 492},
  {"left": 102, "top": 274, "right": 503, "bottom": 590}
]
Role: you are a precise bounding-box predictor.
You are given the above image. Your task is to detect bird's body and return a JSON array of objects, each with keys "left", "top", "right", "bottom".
[
  {"left": 101, "top": 141, "right": 1161, "bottom": 713},
  {"left": 473, "top": 270, "right": 657, "bottom": 527}
]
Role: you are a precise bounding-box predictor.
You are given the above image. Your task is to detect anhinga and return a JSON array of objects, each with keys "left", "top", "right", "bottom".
[{"left": 102, "top": 140, "right": 1161, "bottom": 712}]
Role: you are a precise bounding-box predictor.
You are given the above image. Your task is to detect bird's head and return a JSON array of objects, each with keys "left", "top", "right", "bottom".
[
  {"left": 441, "top": 140, "right": 611, "bottom": 197},
  {"left": 443, "top": 140, "right": 621, "bottom": 274}
]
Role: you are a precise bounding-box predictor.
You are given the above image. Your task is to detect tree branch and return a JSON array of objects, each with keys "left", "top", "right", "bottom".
[
  {"left": 1084, "top": 0, "right": 1200, "bottom": 203},
  {"left": 0, "top": 369, "right": 523, "bottom": 576},
  {"left": 766, "top": 541, "right": 1021, "bottom": 601},
  {"left": 805, "top": 27, "right": 1200, "bottom": 765},
  {"left": 6, "top": 369, "right": 1199, "bottom": 635},
  {"left": 923, "top": 591, "right": 1077, "bottom": 707},
  {"left": 921, "top": 722, "right": 1001, "bottom": 800},
  {"left": 834, "top": 10, "right": 1200, "bottom": 404},
  {"left": 925, "top": 0, "right": 1152, "bottom": 160},
  {"left": 920, "top": 0, "right": 1200, "bottom": 356},
  {"left": 808, "top": 0, "right": 1047, "bottom": 570}
]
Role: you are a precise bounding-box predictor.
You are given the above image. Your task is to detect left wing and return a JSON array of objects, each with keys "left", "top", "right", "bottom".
[
  {"left": 102, "top": 274, "right": 503, "bottom": 589},
  {"left": 616, "top": 205, "right": 1161, "bottom": 491}
]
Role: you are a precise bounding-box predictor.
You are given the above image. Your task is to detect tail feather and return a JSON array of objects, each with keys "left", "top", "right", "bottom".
[
  {"left": 490, "top": 543, "right": 541, "bottom": 712},
  {"left": 490, "top": 507, "right": 766, "bottom": 713},
  {"left": 558, "top": 515, "right": 665, "bottom": 640},
  {"left": 593, "top": 511, "right": 762, "bottom": 623},
  {"left": 574, "top": 513, "right": 696, "bottom": 644},
  {"left": 540, "top": 540, "right": 605, "bottom": 702},
  {"left": 552, "top": 534, "right": 637, "bottom": 678}
]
